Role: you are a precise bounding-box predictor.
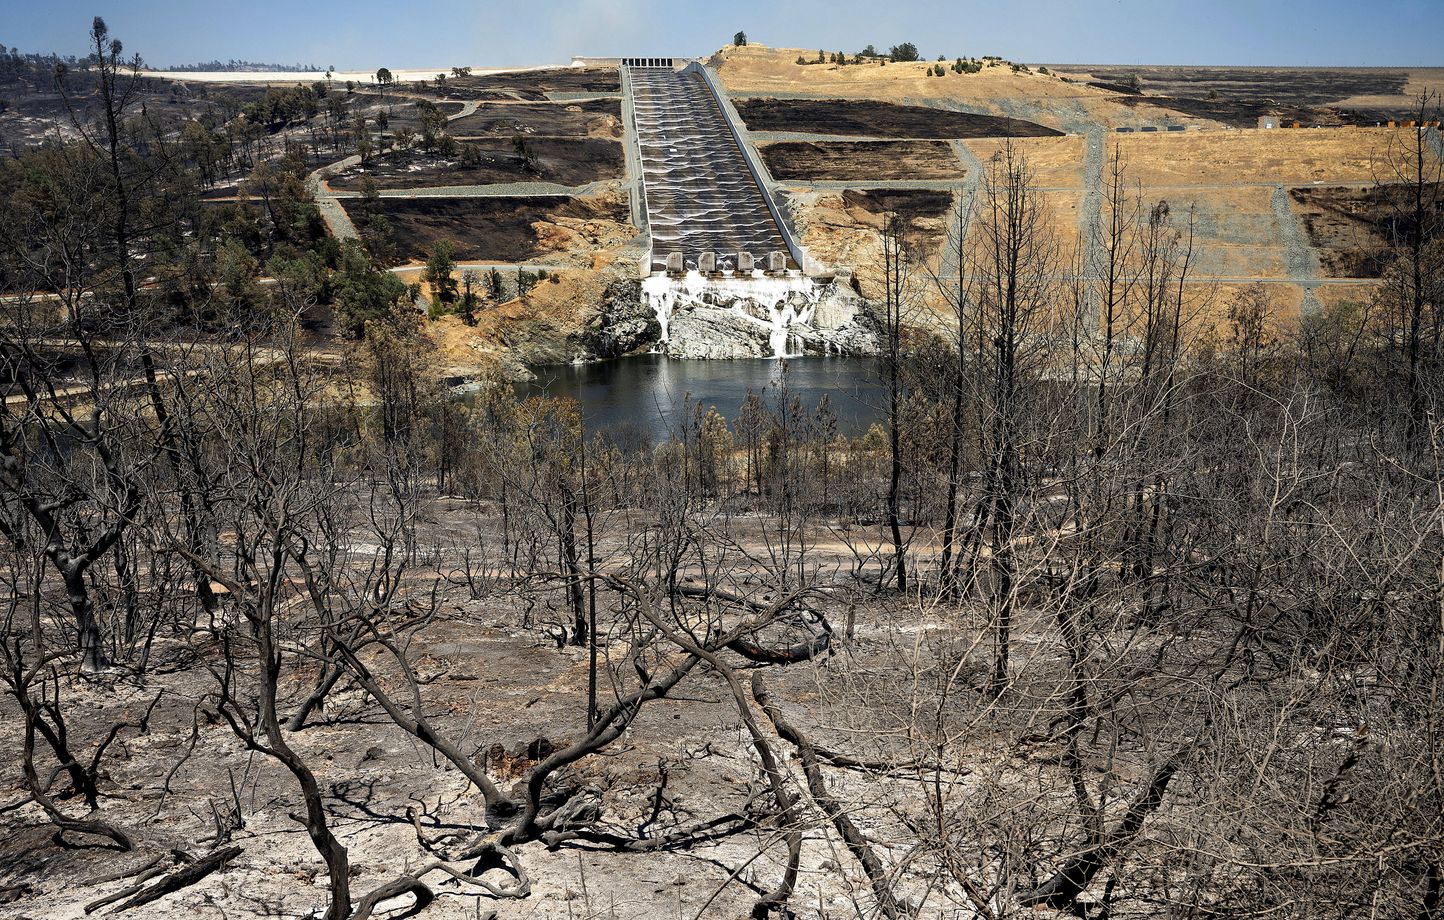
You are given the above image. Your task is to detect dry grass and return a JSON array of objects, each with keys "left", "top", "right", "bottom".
[
  {"left": 426, "top": 312, "right": 506, "bottom": 378},
  {"left": 966, "top": 135, "right": 1088, "bottom": 188},
  {"left": 715, "top": 45, "right": 1080, "bottom": 100},
  {"left": 1114, "top": 127, "right": 1391, "bottom": 186},
  {"left": 1037, "top": 188, "right": 1084, "bottom": 254},
  {"left": 1314, "top": 281, "right": 1381, "bottom": 312},
  {"left": 1194, "top": 281, "right": 1303, "bottom": 325},
  {"left": 713, "top": 44, "right": 1145, "bottom": 128},
  {"left": 1333, "top": 67, "right": 1444, "bottom": 109}
]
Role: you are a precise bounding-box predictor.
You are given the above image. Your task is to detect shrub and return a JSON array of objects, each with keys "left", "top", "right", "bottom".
[{"left": 888, "top": 42, "right": 919, "bottom": 62}]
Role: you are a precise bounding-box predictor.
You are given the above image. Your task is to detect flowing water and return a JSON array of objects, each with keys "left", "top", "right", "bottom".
[
  {"left": 641, "top": 271, "right": 823, "bottom": 358},
  {"left": 515, "top": 356, "right": 886, "bottom": 442},
  {"left": 628, "top": 65, "right": 794, "bottom": 272}
]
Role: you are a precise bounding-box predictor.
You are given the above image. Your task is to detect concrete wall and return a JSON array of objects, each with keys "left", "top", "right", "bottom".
[{"left": 619, "top": 65, "right": 649, "bottom": 235}]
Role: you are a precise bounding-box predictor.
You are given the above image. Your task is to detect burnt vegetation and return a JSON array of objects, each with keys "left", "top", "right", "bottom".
[
  {"left": 446, "top": 99, "right": 622, "bottom": 138},
  {"left": 408, "top": 67, "right": 621, "bottom": 102},
  {"left": 759, "top": 139, "right": 963, "bottom": 181},
  {"left": 328, "top": 137, "right": 625, "bottom": 190},
  {"left": 2, "top": 20, "right": 1444, "bottom": 920},
  {"left": 735, "top": 97, "right": 1063, "bottom": 138},
  {"left": 1061, "top": 65, "right": 1428, "bottom": 127},
  {"left": 354, "top": 194, "right": 629, "bottom": 265},
  {"left": 1291, "top": 183, "right": 1444, "bottom": 277}
]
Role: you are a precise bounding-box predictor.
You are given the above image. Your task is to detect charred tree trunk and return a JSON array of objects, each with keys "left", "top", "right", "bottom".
[{"left": 1020, "top": 753, "right": 1184, "bottom": 910}]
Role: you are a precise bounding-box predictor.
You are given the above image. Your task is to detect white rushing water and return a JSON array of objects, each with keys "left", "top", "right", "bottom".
[{"left": 641, "top": 271, "right": 822, "bottom": 359}]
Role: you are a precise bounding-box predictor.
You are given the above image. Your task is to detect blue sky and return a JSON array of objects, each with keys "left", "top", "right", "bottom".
[{"left": 2, "top": 0, "right": 1440, "bottom": 69}]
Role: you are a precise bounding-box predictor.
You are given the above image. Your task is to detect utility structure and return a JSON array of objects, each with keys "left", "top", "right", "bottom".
[{"left": 624, "top": 59, "right": 809, "bottom": 277}]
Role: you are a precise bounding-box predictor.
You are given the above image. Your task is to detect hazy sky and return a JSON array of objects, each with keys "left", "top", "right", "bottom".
[{"left": 2, "top": 0, "right": 1440, "bottom": 69}]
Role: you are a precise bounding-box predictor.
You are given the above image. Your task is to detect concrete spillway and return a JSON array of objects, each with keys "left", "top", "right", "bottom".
[
  {"left": 623, "top": 61, "right": 851, "bottom": 359},
  {"left": 626, "top": 63, "right": 799, "bottom": 273}
]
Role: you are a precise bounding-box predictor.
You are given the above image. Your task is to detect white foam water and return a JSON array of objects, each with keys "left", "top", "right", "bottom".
[{"left": 641, "top": 271, "right": 822, "bottom": 358}]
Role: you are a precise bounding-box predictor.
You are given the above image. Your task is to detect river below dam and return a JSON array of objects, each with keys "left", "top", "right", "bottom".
[{"left": 516, "top": 356, "right": 887, "bottom": 442}]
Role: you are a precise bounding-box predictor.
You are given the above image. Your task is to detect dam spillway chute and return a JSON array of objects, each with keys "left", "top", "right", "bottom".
[{"left": 624, "top": 59, "right": 834, "bottom": 358}]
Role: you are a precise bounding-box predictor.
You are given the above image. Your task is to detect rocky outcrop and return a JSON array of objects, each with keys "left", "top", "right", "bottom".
[
  {"left": 647, "top": 273, "right": 880, "bottom": 359},
  {"left": 578, "top": 276, "right": 659, "bottom": 359},
  {"left": 454, "top": 257, "right": 879, "bottom": 371},
  {"left": 664, "top": 306, "right": 775, "bottom": 358}
]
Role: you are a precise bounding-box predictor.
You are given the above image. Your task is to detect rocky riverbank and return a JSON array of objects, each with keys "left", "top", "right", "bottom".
[
  {"left": 426, "top": 258, "right": 882, "bottom": 383},
  {"left": 646, "top": 273, "right": 880, "bottom": 359}
]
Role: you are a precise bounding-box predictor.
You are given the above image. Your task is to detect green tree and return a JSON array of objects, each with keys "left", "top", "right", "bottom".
[
  {"left": 889, "top": 42, "right": 919, "bottom": 62},
  {"left": 733, "top": 31, "right": 747, "bottom": 47},
  {"left": 218, "top": 238, "right": 262, "bottom": 313},
  {"left": 425, "top": 239, "right": 458, "bottom": 305},
  {"left": 460, "top": 268, "right": 480, "bottom": 324},
  {"left": 416, "top": 100, "right": 448, "bottom": 152},
  {"left": 352, "top": 113, "right": 372, "bottom": 164},
  {"left": 512, "top": 134, "right": 536, "bottom": 171},
  {"left": 335, "top": 239, "right": 410, "bottom": 336},
  {"left": 265, "top": 249, "right": 332, "bottom": 319}
]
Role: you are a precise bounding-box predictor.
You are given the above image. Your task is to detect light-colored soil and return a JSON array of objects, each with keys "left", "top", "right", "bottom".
[
  {"left": 0, "top": 613, "right": 787, "bottom": 920},
  {"left": 786, "top": 189, "right": 953, "bottom": 296},
  {"left": 1168, "top": 187, "right": 1289, "bottom": 278},
  {"left": 713, "top": 45, "right": 1202, "bottom": 131},
  {"left": 964, "top": 135, "right": 1088, "bottom": 188},
  {"left": 1114, "top": 127, "right": 1390, "bottom": 186},
  {"left": 2, "top": 500, "right": 1086, "bottom": 920}
]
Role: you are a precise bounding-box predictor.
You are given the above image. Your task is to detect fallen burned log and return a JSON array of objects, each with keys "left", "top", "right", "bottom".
[
  {"left": 672, "top": 583, "right": 835, "bottom": 664},
  {"left": 349, "top": 876, "right": 434, "bottom": 920},
  {"left": 539, "top": 809, "right": 757, "bottom": 852},
  {"left": 752, "top": 673, "right": 907, "bottom": 919},
  {"left": 87, "top": 845, "right": 243, "bottom": 914}
]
